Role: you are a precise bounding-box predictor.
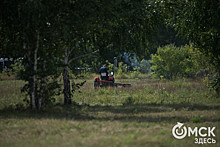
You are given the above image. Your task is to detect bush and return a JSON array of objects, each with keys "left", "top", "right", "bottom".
[
  {"left": 132, "top": 59, "right": 150, "bottom": 74},
  {"left": 130, "top": 71, "right": 140, "bottom": 79},
  {"left": 191, "top": 117, "right": 202, "bottom": 123},
  {"left": 150, "top": 44, "right": 208, "bottom": 80}
]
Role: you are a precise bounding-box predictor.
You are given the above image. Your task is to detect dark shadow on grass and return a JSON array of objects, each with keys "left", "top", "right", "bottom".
[
  {"left": 0, "top": 102, "right": 220, "bottom": 123},
  {"left": 87, "top": 103, "right": 220, "bottom": 114},
  {"left": 75, "top": 115, "right": 220, "bottom": 123},
  {"left": 88, "top": 104, "right": 166, "bottom": 114},
  {"left": 146, "top": 103, "right": 220, "bottom": 111}
]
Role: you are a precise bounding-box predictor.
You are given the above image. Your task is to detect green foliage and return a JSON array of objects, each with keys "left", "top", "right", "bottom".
[
  {"left": 105, "top": 60, "right": 117, "bottom": 73},
  {"left": 137, "top": 59, "right": 151, "bottom": 74},
  {"left": 129, "top": 58, "right": 151, "bottom": 74},
  {"left": 167, "top": 0, "right": 220, "bottom": 65},
  {"left": 130, "top": 71, "right": 140, "bottom": 79},
  {"left": 208, "top": 76, "right": 220, "bottom": 96},
  {"left": 150, "top": 44, "right": 207, "bottom": 79},
  {"left": 117, "top": 62, "right": 128, "bottom": 78},
  {"left": 114, "top": 59, "right": 151, "bottom": 79},
  {"left": 191, "top": 117, "right": 202, "bottom": 123},
  {"left": 0, "top": 61, "right": 24, "bottom": 80},
  {"left": 91, "top": 58, "right": 103, "bottom": 74},
  {"left": 123, "top": 96, "right": 135, "bottom": 105},
  {"left": 10, "top": 59, "right": 25, "bottom": 79},
  {"left": 98, "top": 89, "right": 105, "bottom": 95},
  {"left": 166, "top": 0, "right": 220, "bottom": 94},
  {"left": 0, "top": 68, "right": 11, "bottom": 80}
]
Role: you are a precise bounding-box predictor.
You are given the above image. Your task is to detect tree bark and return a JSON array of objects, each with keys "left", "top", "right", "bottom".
[
  {"left": 26, "top": 48, "right": 34, "bottom": 109},
  {"left": 63, "top": 66, "right": 71, "bottom": 104},
  {"left": 63, "top": 48, "right": 71, "bottom": 104},
  {"left": 38, "top": 59, "right": 46, "bottom": 109},
  {"left": 32, "top": 30, "right": 40, "bottom": 109}
]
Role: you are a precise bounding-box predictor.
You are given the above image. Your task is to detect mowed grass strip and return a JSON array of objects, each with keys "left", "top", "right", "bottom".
[{"left": 0, "top": 78, "right": 220, "bottom": 147}]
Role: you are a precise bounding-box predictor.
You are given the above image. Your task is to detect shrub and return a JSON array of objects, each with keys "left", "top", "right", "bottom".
[
  {"left": 191, "top": 117, "right": 202, "bottom": 123},
  {"left": 150, "top": 44, "right": 208, "bottom": 80}
]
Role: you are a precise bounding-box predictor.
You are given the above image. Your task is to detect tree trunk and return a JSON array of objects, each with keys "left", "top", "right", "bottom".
[
  {"left": 63, "top": 48, "right": 71, "bottom": 104},
  {"left": 26, "top": 46, "right": 34, "bottom": 109},
  {"left": 32, "top": 30, "right": 40, "bottom": 109},
  {"left": 31, "top": 76, "right": 37, "bottom": 109},
  {"left": 42, "top": 59, "right": 47, "bottom": 108},
  {"left": 63, "top": 66, "right": 71, "bottom": 104},
  {"left": 38, "top": 59, "right": 46, "bottom": 109}
]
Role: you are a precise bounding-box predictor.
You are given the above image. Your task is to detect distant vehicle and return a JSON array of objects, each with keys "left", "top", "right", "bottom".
[{"left": 94, "top": 71, "right": 131, "bottom": 88}]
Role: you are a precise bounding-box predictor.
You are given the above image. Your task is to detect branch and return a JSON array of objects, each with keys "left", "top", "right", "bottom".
[
  {"left": 68, "top": 49, "right": 99, "bottom": 64},
  {"left": 68, "top": 40, "right": 80, "bottom": 56},
  {"left": 67, "top": 30, "right": 91, "bottom": 56},
  {"left": 68, "top": 43, "right": 113, "bottom": 64},
  {"left": 104, "top": 43, "right": 113, "bottom": 49}
]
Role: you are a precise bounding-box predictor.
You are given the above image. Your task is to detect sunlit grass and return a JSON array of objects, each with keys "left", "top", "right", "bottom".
[{"left": 0, "top": 77, "right": 220, "bottom": 147}]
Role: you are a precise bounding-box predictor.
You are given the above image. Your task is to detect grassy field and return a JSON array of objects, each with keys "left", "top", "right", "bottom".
[{"left": 0, "top": 76, "right": 220, "bottom": 147}]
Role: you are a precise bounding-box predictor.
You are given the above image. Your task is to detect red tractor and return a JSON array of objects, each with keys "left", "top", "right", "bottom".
[{"left": 94, "top": 72, "right": 131, "bottom": 88}]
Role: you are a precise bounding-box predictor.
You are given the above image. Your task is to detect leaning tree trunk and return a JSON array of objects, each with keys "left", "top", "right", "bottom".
[{"left": 63, "top": 66, "right": 71, "bottom": 104}]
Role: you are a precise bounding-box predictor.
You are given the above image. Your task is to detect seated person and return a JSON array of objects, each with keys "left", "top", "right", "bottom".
[{"left": 99, "top": 64, "right": 109, "bottom": 80}]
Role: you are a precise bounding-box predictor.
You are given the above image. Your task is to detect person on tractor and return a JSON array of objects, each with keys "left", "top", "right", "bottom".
[{"left": 99, "top": 64, "right": 109, "bottom": 80}]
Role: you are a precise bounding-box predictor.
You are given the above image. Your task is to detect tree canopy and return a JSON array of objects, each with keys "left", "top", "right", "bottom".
[
  {"left": 164, "top": 0, "right": 220, "bottom": 93},
  {"left": 166, "top": 0, "right": 220, "bottom": 71},
  {"left": 0, "top": 0, "right": 165, "bottom": 109}
]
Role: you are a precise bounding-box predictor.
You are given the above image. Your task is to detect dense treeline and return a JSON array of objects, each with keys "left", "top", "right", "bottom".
[
  {"left": 0, "top": 0, "right": 164, "bottom": 109},
  {"left": 0, "top": 0, "right": 219, "bottom": 109}
]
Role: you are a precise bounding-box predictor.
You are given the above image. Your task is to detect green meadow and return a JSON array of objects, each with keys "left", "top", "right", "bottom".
[{"left": 0, "top": 76, "right": 219, "bottom": 147}]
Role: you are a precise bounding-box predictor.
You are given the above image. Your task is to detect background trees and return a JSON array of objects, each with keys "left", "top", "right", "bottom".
[
  {"left": 165, "top": 0, "right": 220, "bottom": 92},
  {"left": 1, "top": 0, "right": 165, "bottom": 109},
  {"left": 1, "top": 0, "right": 219, "bottom": 109}
]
